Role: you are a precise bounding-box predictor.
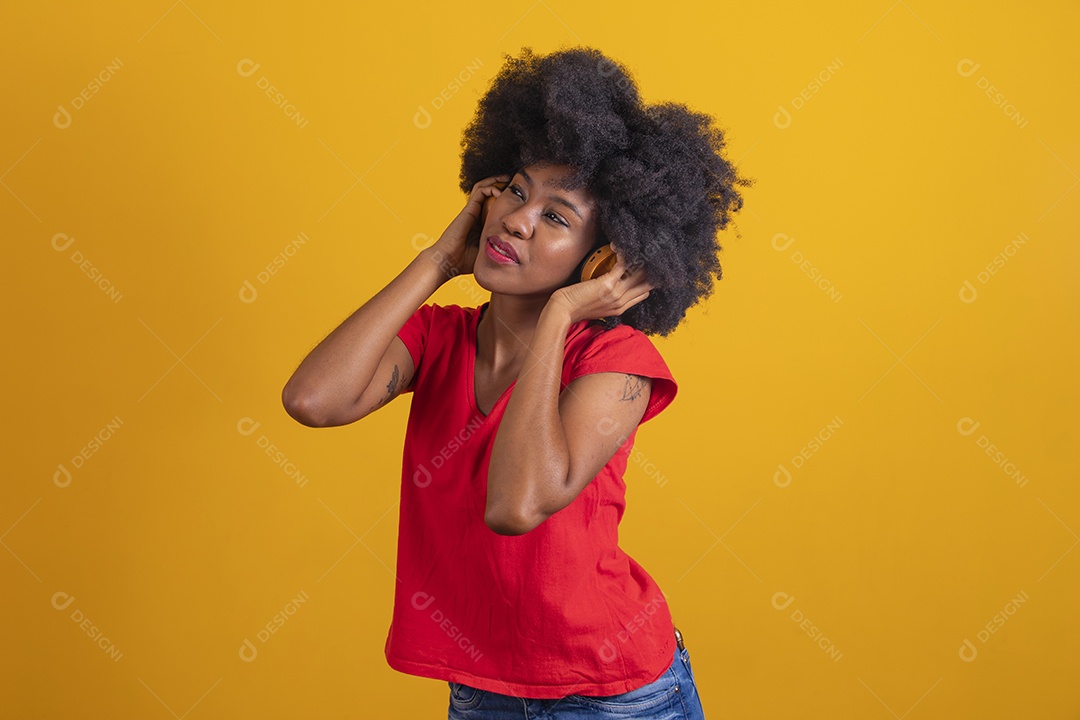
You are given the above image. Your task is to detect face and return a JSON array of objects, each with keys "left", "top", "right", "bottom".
[{"left": 473, "top": 162, "right": 599, "bottom": 296}]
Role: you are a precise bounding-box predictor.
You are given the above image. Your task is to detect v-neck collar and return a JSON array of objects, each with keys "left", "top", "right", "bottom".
[
  {"left": 469, "top": 303, "right": 513, "bottom": 418},
  {"left": 468, "top": 302, "right": 597, "bottom": 418}
]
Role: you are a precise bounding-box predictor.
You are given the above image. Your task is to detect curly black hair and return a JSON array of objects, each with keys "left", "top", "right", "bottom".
[{"left": 458, "top": 45, "right": 752, "bottom": 337}]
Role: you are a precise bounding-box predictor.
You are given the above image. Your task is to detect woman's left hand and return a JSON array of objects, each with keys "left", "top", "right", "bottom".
[{"left": 547, "top": 245, "right": 654, "bottom": 325}]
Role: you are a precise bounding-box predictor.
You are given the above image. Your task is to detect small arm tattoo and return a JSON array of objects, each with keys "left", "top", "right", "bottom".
[
  {"left": 386, "top": 364, "right": 400, "bottom": 396},
  {"left": 367, "top": 364, "right": 407, "bottom": 413},
  {"left": 620, "top": 374, "right": 647, "bottom": 402}
]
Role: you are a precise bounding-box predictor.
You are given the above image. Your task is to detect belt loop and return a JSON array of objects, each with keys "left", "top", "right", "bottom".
[{"left": 674, "top": 626, "right": 685, "bottom": 651}]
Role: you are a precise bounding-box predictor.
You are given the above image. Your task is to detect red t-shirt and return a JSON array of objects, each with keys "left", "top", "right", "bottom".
[{"left": 384, "top": 301, "right": 679, "bottom": 699}]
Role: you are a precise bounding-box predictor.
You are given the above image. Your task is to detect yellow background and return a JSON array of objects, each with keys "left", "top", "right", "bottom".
[{"left": 3, "top": 1, "right": 1078, "bottom": 717}]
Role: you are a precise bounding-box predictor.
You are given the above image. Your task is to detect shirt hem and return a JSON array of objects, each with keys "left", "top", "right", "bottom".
[{"left": 385, "top": 633, "right": 677, "bottom": 700}]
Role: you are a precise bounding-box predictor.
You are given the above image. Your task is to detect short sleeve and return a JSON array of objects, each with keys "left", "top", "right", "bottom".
[
  {"left": 568, "top": 324, "right": 678, "bottom": 424},
  {"left": 396, "top": 303, "right": 435, "bottom": 392}
]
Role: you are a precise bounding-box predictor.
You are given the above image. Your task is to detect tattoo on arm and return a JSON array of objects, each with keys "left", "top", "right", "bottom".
[
  {"left": 385, "top": 364, "right": 400, "bottom": 396},
  {"left": 367, "top": 364, "right": 406, "bottom": 413},
  {"left": 620, "top": 374, "right": 647, "bottom": 402}
]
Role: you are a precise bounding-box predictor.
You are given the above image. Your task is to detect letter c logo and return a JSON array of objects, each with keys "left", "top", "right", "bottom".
[
  {"left": 239, "top": 638, "right": 258, "bottom": 662},
  {"left": 237, "top": 417, "right": 261, "bottom": 436},
  {"left": 237, "top": 59, "right": 261, "bottom": 78},
  {"left": 413, "top": 464, "right": 432, "bottom": 488},
  {"left": 411, "top": 591, "right": 435, "bottom": 611},
  {"left": 771, "top": 233, "right": 795, "bottom": 252},
  {"left": 239, "top": 279, "right": 258, "bottom": 304},
  {"left": 956, "top": 59, "right": 981, "bottom": 78},
  {"left": 773, "top": 105, "right": 792, "bottom": 129},
  {"left": 771, "top": 591, "right": 794, "bottom": 610},
  {"left": 774, "top": 463, "right": 792, "bottom": 488},
  {"left": 53, "top": 105, "right": 72, "bottom": 129},
  {"left": 54, "top": 464, "right": 72, "bottom": 488},
  {"left": 956, "top": 417, "right": 981, "bottom": 436},
  {"left": 52, "top": 591, "right": 75, "bottom": 610},
  {"left": 413, "top": 105, "right": 432, "bottom": 130},
  {"left": 959, "top": 279, "right": 978, "bottom": 304},
  {"left": 51, "top": 233, "right": 75, "bottom": 251}
]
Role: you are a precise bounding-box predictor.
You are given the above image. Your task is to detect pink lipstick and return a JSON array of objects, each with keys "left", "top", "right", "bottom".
[{"left": 485, "top": 237, "right": 519, "bottom": 264}]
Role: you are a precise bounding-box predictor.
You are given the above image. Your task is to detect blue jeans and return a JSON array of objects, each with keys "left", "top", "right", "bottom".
[{"left": 447, "top": 629, "right": 706, "bottom": 719}]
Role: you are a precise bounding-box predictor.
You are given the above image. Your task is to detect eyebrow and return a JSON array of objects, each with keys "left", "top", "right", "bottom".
[{"left": 519, "top": 168, "right": 584, "bottom": 221}]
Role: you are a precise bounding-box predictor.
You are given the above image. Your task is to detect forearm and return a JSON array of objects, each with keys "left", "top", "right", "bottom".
[
  {"left": 281, "top": 249, "right": 448, "bottom": 418},
  {"left": 486, "top": 303, "right": 573, "bottom": 533}
]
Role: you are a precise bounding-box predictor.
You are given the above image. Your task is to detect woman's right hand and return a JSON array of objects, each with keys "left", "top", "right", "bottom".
[{"left": 425, "top": 174, "right": 510, "bottom": 280}]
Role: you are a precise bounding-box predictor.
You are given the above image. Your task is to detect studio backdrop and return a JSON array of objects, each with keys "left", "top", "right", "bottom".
[{"left": 3, "top": 1, "right": 1078, "bottom": 718}]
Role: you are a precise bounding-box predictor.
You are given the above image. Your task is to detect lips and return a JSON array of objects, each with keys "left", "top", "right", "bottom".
[{"left": 486, "top": 236, "right": 519, "bottom": 263}]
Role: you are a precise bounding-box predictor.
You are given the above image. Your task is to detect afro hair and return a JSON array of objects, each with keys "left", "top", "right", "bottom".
[{"left": 458, "top": 45, "right": 752, "bottom": 337}]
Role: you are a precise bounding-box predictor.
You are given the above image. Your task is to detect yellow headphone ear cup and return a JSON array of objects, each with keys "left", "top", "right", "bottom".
[{"left": 580, "top": 245, "right": 618, "bottom": 281}]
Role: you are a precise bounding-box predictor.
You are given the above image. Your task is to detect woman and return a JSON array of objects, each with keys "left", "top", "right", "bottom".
[{"left": 282, "top": 45, "right": 749, "bottom": 719}]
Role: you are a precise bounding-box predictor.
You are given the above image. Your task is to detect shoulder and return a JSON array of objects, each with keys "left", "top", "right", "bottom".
[
  {"left": 572, "top": 321, "right": 667, "bottom": 367},
  {"left": 402, "top": 303, "right": 480, "bottom": 335},
  {"left": 398, "top": 303, "right": 480, "bottom": 372},
  {"left": 413, "top": 302, "right": 478, "bottom": 320},
  {"left": 565, "top": 321, "right": 678, "bottom": 424}
]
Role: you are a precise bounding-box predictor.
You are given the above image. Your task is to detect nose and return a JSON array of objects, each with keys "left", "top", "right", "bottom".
[{"left": 500, "top": 203, "right": 533, "bottom": 239}]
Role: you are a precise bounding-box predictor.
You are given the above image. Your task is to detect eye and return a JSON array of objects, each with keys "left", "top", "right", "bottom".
[
  {"left": 508, "top": 184, "right": 569, "bottom": 227},
  {"left": 545, "top": 212, "right": 569, "bottom": 227}
]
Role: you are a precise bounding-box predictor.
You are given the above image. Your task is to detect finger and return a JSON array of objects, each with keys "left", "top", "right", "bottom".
[
  {"left": 626, "top": 268, "right": 651, "bottom": 290},
  {"left": 613, "top": 262, "right": 649, "bottom": 290},
  {"left": 482, "top": 174, "right": 511, "bottom": 190},
  {"left": 622, "top": 255, "right": 648, "bottom": 279},
  {"left": 599, "top": 275, "right": 621, "bottom": 303},
  {"left": 609, "top": 247, "right": 649, "bottom": 283},
  {"left": 611, "top": 290, "right": 650, "bottom": 316},
  {"left": 610, "top": 246, "right": 628, "bottom": 278},
  {"left": 626, "top": 288, "right": 651, "bottom": 307},
  {"left": 612, "top": 282, "right": 652, "bottom": 308},
  {"left": 469, "top": 177, "right": 510, "bottom": 203},
  {"left": 479, "top": 186, "right": 506, "bottom": 206},
  {"left": 612, "top": 267, "right": 653, "bottom": 295},
  {"left": 475, "top": 174, "right": 510, "bottom": 187},
  {"left": 606, "top": 253, "right": 627, "bottom": 280},
  {"left": 465, "top": 184, "right": 502, "bottom": 213}
]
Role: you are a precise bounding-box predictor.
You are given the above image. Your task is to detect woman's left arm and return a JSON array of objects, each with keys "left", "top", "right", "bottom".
[{"left": 485, "top": 254, "right": 653, "bottom": 535}]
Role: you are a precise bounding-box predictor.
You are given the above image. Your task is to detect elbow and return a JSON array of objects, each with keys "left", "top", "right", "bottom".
[
  {"left": 484, "top": 503, "right": 545, "bottom": 536},
  {"left": 281, "top": 384, "right": 326, "bottom": 428},
  {"left": 483, "top": 463, "right": 567, "bottom": 535}
]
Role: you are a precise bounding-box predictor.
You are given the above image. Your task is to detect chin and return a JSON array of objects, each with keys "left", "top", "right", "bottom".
[
  {"left": 472, "top": 265, "right": 526, "bottom": 296},
  {"left": 474, "top": 257, "right": 577, "bottom": 297},
  {"left": 471, "top": 263, "right": 496, "bottom": 292},
  {"left": 474, "top": 274, "right": 528, "bottom": 297}
]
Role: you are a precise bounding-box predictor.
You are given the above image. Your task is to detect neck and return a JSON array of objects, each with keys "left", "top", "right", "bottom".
[{"left": 477, "top": 292, "right": 555, "bottom": 372}]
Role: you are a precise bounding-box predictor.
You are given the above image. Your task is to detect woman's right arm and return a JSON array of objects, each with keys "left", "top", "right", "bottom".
[
  {"left": 280, "top": 249, "right": 445, "bottom": 428},
  {"left": 280, "top": 173, "right": 508, "bottom": 428}
]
